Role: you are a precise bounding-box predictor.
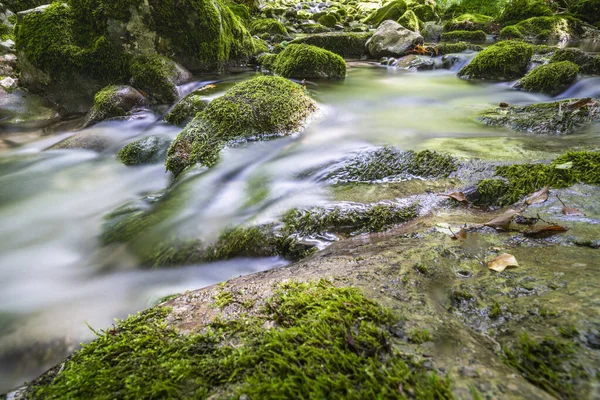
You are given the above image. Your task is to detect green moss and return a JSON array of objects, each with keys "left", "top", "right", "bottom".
[
  {"left": 289, "top": 32, "right": 372, "bottom": 58},
  {"left": 364, "top": 0, "right": 408, "bottom": 27},
  {"left": 412, "top": 4, "right": 438, "bottom": 22},
  {"left": 229, "top": 4, "right": 250, "bottom": 21},
  {"left": 571, "top": 0, "right": 600, "bottom": 25},
  {"left": 581, "top": 55, "right": 600, "bottom": 75},
  {"left": 458, "top": 40, "right": 534, "bottom": 81},
  {"left": 397, "top": 9, "right": 423, "bottom": 32},
  {"left": 510, "top": 16, "right": 584, "bottom": 41},
  {"left": 300, "top": 23, "right": 331, "bottom": 34},
  {"left": 518, "top": 61, "right": 579, "bottom": 96},
  {"left": 89, "top": 85, "right": 128, "bottom": 120},
  {"left": 499, "top": 0, "right": 553, "bottom": 26},
  {"left": 325, "top": 147, "right": 458, "bottom": 183},
  {"left": 250, "top": 18, "right": 287, "bottom": 36},
  {"left": 503, "top": 333, "right": 586, "bottom": 399},
  {"left": 549, "top": 48, "right": 593, "bottom": 67},
  {"left": 165, "top": 88, "right": 211, "bottom": 126},
  {"left": 318, "top": 13, "right": 338, "bottom": 28},
  {"left": 4, "top": 0, "right": 46, "bottom": 13},
  {"left": 440, "top": 30, "right": 486, "bottom": 43},
  {"left": 166, "top": 76, "right": 317, "bottom": 175},
  {"left": 436, "top": 42, "right": 483, "bottom": 54},
  {"left": 130, "top": 54, "right": 179, "bottom": 104},
  {"left": 500, "top": 25, "right": 524, "bottom": 40},
  {"left": 214, "top": 290, "right": 234, "bottom": 308},
  {"left": 256, "top": 52, "right": 278, "bottom": 70},
  {"left": 473, "top": 151, "right": 600, "bottom": 205},
  {"left": 409, "top": 329, "right": 432, "bottom": 344},
  {"left": 273, "top": 44, "right": 346, "bottom": 79},
  {"left": 282, "top": 202, "right": 419, "bottom": 236},
  {"left": 32, "top": 281, "right": 452, "bottom": 399},
  {"left": 443, "top": 13, "right": 495, "bottom": 33},
  {"left": 489, "top": 301, "right": 502, "bottom": 320},
  {"left": 117, "top": 135, "right": 171, "bottom": 166},
  {"left": 251, "top": 37, "right": 269, "bottom": 54}
]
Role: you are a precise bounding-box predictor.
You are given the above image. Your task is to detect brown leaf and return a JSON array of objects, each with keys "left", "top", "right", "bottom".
[
  {"left": 451, "top": 228, "right": 467, "bottom": 241},
  {"left": 566, "top": 97, "right": 592, "bottom": 110},
  {"left": 562, "top": 205, "right": 584, "bottom": 216},
  {"left": 499, "top": 102, "right": 509, "bottom": 108},
  {"left": 524, "top": 224, "right": 569, "bottom": 238},
  {"left": 488, "top": 253, "right": 519, "bottom": 272},
  {"left": 526, "top": 184, "right": 550, "bottom": 205},
  {"left": 484, "top": 209, "right": 520, "bottom": 230},
  {"left": 438, "top": 192, "right": 469, "bottom": 204}
]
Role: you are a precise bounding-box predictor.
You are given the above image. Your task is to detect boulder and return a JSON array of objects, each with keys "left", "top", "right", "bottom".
[
  {"left": 396, "top": 55, "right": 436, "bottom": 71},
  {"left": 458, "top": 41, "right": 534, "bottom": 81},
  {"left": 0, "top": 87, "right": 58, "bottom": 128},
  {"left": 129, "top": 55, "right": 191, "bottom": 104},
  {"left": 422, "top": 22, "right": 443, "bottom": 42},
  {"left": 83, "top": 85, "right": 149, "bottom": 128},
  {"left": 366, "top": 20, "right": 424, "bottom": 58},
  {"left": 515, "top": 61, "right": 579, "bottom": 96},
  {"left": 289, "top": 32, "right": 372, "bottom": 58},
  {"left": 273, "top": 44, "right": 346, "bottom": 79},
  {"left": 117, "top": 135, "right": 172, "bottom": 166}
]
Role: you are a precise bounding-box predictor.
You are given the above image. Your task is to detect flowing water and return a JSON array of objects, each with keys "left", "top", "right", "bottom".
[{"left": 1, "top": 62, "right": 600, "bottom": 392}]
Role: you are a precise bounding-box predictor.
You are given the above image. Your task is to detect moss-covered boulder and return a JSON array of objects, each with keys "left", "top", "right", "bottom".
[
  {"left": 498, "top": 0, "right": 553, "bottom": 27},
  {"left": 366, "top": 20, "right": 424, "bottom": 58},
  {"left": 273, "top": 44, "right": 346, "bottom": 79},
  {"left": 363, "top": 0, "right": 407, "bottom": 27},
  {"left": 250, "top": 18, "right": 287, "bottom": 36},
  {"left": 412, "top": 4, "right": 438, "bottom": 23},
  {"left": 436, "top": 42, "right": 483, "bottom": 55},
  {"left": 508, "top": 16, "right": 593, "bottom": 42},
  {"left": 290, "top": 32, "right": 372, "bottom": 58},
  {"left": 3, "top": 0, "right": 45, "bottom": 13},
  {"left": 476, "top": 98, "right": 600, "bottom": 135},
  {"left": 458, "top": 41, "right": 534, "bottom": 81},
  {"left": 397, "top": 9, "right": 422, "bottom": 32},
  {"left": 440, "top": 30, "right": 486, "bottom": 43},
  {"left": 117, "top": 135, "right": 172, "bottom": 166},
  {"left": 257, "top": 52, "right": 278, "bottom": 71},
  {"left": 499, "top": 25, "right": 524, "bottom": 40},
  {"left": 164, "top": 86, "right": 215, "bottom": 126},
  {"left": 581, "top": 55, "right": 600, "bottom": 75},
  {"left": 516, "top": 61, "right": 579, "bottom": 95},
  {"left": 317, "top": 13, "right": 338, "bottom": 29},
  {"left": 443, "top": 13, "right": 495, "bottom": 33},
  {"left": 549, "top": 48, "right": 593, "bottom": 67},
  {"left": 165, "top": 76, "right": 317, "bottom": 175},
  {"left": 84, "top": 85, "right": 148, "bottom": 127},
  {"left": 572, "top": 0, "right": 600, "bottom": 25}
]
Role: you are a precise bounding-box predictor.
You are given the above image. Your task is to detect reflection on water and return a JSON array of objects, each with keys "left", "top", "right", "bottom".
[{"left": 1, "top": 63, "right": 599, "bottom": 392}]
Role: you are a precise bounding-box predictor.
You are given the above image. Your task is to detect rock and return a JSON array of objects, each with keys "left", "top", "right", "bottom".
[
  {"left": 250, "top": 18, "right": 287, "bottom": 36},
  {"left": 83, "top": 85, "right": 149, "bottom": 128},
  {"left": 165, "top": 88, "right": 212, "bottom": 127},
  {"left": 48, "top": 132, "right": 113, "bottom": 152},
  {"left": 440, "top": 30, "right": 487, "bottom": 43},
  {"left": 549, "top": 48, "right": 593, "bottom": 67},
  {"left": 396, "top": 54, "right": 436, "bottom": 71},
  {"left": 413, "top": 4, "right": 438, "bottom": 23},
  {"left": 273, "top": 44, "right": 346, "bottom": 79},
  {"left": 366, "top": 20, "right": 424, "bottom": 59},
  {"left": 505, "top": 16, "right": 600, "bottom": 42},
  {"left": 458, "top": 41, "right": 534, "bottom": 81},
  {"left": 0, "top": 75, "right": 16, "bottom": 89},
  {"left": 436, "top": 42, "right": 482, "bottom": 55},
  {"left": 422, "top": 22, "right": 443, "bottom": 42},
  {"left": 363, "top": 0, "right": 408, "bottom": 28},
  {"left": 165, "top": 76, "right": 317, "bottom": 175},
  {"left": 476, "top": 98, "right": 600, "bottom": 135},
  {"left": 117, "top": 135, "right": 172, "bottom": 166},
  {"left": 129, "top": 55, "right": 191, "bottom": 104},
  {"left": 515, "top": 61, "right": 579, "bottom": 96},
  {"left": 0, "top": 87, "right": 58, "bottom": 128},
  {"left": 443, "top": 13, "right": 495, "bottom": 33},
  {"left": 0, "top": 38, "right": 14, "bottom": 54},
  {"left": 397, "top": 10, "right": 423, "bottom": 33},
  {"left": 289, "top": 32, "right": 372, "bottom": 58},
  {"left": 0, "top": 2, "right": 15, "bottom": 28}
]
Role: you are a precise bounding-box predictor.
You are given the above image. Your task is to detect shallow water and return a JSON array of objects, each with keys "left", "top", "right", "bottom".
[{"left": 1, "top": 62, "right": 599, "bottom": 392}]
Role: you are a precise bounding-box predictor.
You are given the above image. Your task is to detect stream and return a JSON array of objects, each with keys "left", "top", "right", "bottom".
[{"left": 1, "top": 61, "right": 600, "bottom": 392}]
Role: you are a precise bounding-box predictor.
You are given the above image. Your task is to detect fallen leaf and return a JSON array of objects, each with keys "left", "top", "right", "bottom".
[
  {"left": 499, "top": 102, "right": 509, "bottom": 108},
  {"left": 554, "top": 161, "right": 573, "bottom": 170},
  {"left": 488, "top": 253, "right": 519, "bottom": 272},
  {"left": 438, "top": 192, "right": 469, "bottom": 204},
  {"left": 524, "top": 225, "right": 569, "bottom": 238},
  {"left": 526, "top": 184, "right": 550, "bottom": 205},
  {"left": 562, "top": 205, "right": 584, "bottom": 216},
  {"left": 451, "top": 228, "right": 467, "bottom": 241},
  {"left": 484, "top": 209, "right": 520, "bottom": 230},
  {"left": 566, "top": 97, "right": 592, "bottom": 110}
]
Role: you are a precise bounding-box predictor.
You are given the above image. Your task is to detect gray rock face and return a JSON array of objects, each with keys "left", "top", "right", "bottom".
[
  {"left": 422, "top": 22, "right": 443, "bottom": 42},
  {"left": 396, "top": 54, "right": 436, "bottom": 71},
  {"left": 0, "top": 87, "right": 58, "bottom": 128},
  {"left": 366, "top": 20, "right": 424, "bottom": 58}
]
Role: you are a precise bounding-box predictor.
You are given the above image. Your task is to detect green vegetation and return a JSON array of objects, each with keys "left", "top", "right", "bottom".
[
  {"left": 409, "top": 329, "right": 433, "bottom": 344},
  {"left": 31, "top": 281, "right": 452, "bottom": 399},
  {"left": 130, "top": 55, "right": 180, "bottom": 104},
  {"left": 412, "top": 4, "right": 438, "bottom": 22},
  {"left": 165, "top": 90, "right": 211, "bottom": 126},
  {"left": 290, "top": 32, "right": 372, "bottom": 58},
  {"left": 499, "top": 25, "right": 524, "bottom": 39},
  {"left": 318, "top": 13, "right": 338, "bottom": 28},
  {"left": 441, "top": 30, "right": 487, "bottom": 42},
  {"left": 443, "top": 13, "right": 495, "bottom": 33},
  {"left": 458, "top": 40, "right": 533, "bottom": 80},
  {"left": 550, "top": 48, "right": 593, "bottom": 67},
  {"left": 273, "top": 44, "right": 346, "bottom": 79},
  {"left": 397, "top": 10, "right": 423, "bottom": 32},
  {"left": 571, "top": 0, "right": 600, "bottom": 25},
  {"left": 436, "top": 42, "right": 482, "bottom": 54},
  {"left": 117, "top": 136, "right": 171, "bottom": 166},
  {"left": 250, "top": 18, "right": 287, "bottom": 36},
  {"left": 4, "top": 0, "right": 46, "bottom": 12},
  {"left": 166, "top": 76, "right": 317, "bottom": 175},
  {"left": 89, "top": 86, "right": 129, "bottom": 121},
  {"left": 506, "top": 16, "right": 584, "bottom": 41},
  {"left": 518, "top": 61, "right": 579, "bottom": 95},
  {"left": 498, "top": 0, "right": 553, "bottom": 26},
  {"left": 257, "top": 53, "right": 278, "bottom": 70},
  {"left": 364, "top": 0, "right": 408, "bottom": 27}
]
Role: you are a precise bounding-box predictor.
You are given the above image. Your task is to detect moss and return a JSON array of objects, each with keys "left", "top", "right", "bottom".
[
  {"left": 472, "top": 151, "right": 600, "bottom": 205},
  {"left": 409, "top": 329, "right": 432, "bottom": 344},
  {"left": 550, "top": 48, "right": 593, "bottom": 67},
  {"left": 412, "top": 4, "right": 437, "bottom": 23},
  {"left": 32, "top": 281, "right": 452, "bottom": 399},
  {"left": 256, "top": 52, "right": 278, "bottom": 70},
  {"left": 130, "top": 54, "right": 180, "bottom": 104},
  {"left": 443, "top": 13, "right": 495, "bottom": 33},
  {"left": 300, "top": 23, "right": 331, "bottom": 34},
  {"left": 581, "top": 55, "right": 600, "bottom": 75},
  {"left": 510, "top": 16, "right": 584, "bottom": 41},
  {"left": 289, "top": 32, "right": 372, "bottom": 58},
  {"left": 436, "top": 42, "right": 482, "bottom": 54},
  {"left": 166, "top": 76, "right": 317, "bottom": 175},
  {"left": 251, "top": 37, "right": 269, "bottom": 54},
  {"left": 518, "top": 61, "right": 579, "bottom": 96},
  {"left": 325, "top": 147, "right": 458, "bottom": 183},
  {"left": 503, "top": 333, "right": 586, "bottom": 399},
  {"left": 4, "top": 0, "right": 46, "bottom": 13},
  {"left": 229, "top": 4, "right": 250, "bottom": 21},
  {"left": 281, "top": 202, "right": 419, "bottom": 236},
  {"left": 500, "top": 25, "right": 524, "bottom": 40},
  {"left": 458, "top": 40, "right": 534, "bottom": 81},
  {"left": 273, "top": 44, "right": 346, "bottom": 79},
  {"left": 250, "top": 18, "right": 287, "bottom": 36},
  {"left": 489, "top": 301, "right": 502, "bottom": 320},
  {"left": 571, "top": 0, "right": 600, "bottom": 25},
  {"left": 364, "top": 0, "right": 408, "bottom": 27},
  {"left": 88, "top": 85, "right": 128, "bottom": 120},
  {"left": 477, "top": 98, "right": 600, "bottom": 135},
  {"left": 318, "top": 13, "right": 338, "bottom": 28},
  {"left": 397, "top": 9, "right": 423, "bottom": 32},
  {"left": 440, "top": 30, "right": 486, "bottom": 43},
  {"left": 117, "top": 135, "right": 171, "bottom": 166},
  {"left": 499, "top": 0, "right": 553, "bottom": 27},
  {"left": 165, "top": 87, "right": 212, "bottom": 126},
  {"left": 214, "top": 290, "right": 234, "bottom": 308}
]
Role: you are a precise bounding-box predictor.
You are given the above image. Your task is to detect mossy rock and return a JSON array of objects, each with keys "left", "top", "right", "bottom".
[
  {"left": 516, "top": 61, "right": 579, "bottom": 96},
  {"left": 498, "top": 0, "right": 553, "bottom": 27},
  {"left": 299, "top": 23, "right": 331, "bottom": 34},
  {"left": 130, "top": 55, "right": 190, "bottom": 104},
  {"left": 397, "top": 9, "right": 423, "bottom": 33},
  {"left": 317, "top": 13, "right": 337, "bottom": 29},
  {"left": 440, "top": 30, "right": 486, "bottom": 43},
  {"left": 84, "top": 85, "right": 148, "bottom": 127},
  {"left": 165, "top": 87, "right": 212, "bottom": 126},
  {"left": 363, "top": 0, "right": 407, "bottom": 27},
  {"left": 3, "top": 0, "right": 46, "bottom": 13},
  {"left": 436, "top": 42, "right": 482, "bottom": 55},
  {"left": 289, "top": 32, "right": 372, "bottom": 58},
  {"left": 510, "top": 16, "right": 586, "bottom": 42},
  {"left": 476, "top": 98, "right": 600, "bottom": 135},
  {"left": 256, "top": 53, "right": 278, "bottom": 70},
  {"left": 273, "top": 44, "right": 346, "bottom": 79},
  {"left": 581, "top": 55, "right": 600, "bottom": 75},
  {"left": 412, "top": 4, "right": 438, "bottom": 23},
  {"left": 572, "top": 0, "right": 600, "bottom": 25},
  {"left": 117, "top": 135, "right": 172, "bottom": 166},
  {"left": 458, "top": 41, "right": 534, "bottom": 81},
  {"left": 443, "top": 13, "right": 495, "bottom": 33},
  {"left": 250, "top": 18, "right": 287, "bottom": 36},
  {"left": 549, "top": 48, "right": 593, "bottom": 67},
  {"left": 165, "top": 76, "right": 317, "bottom": 175},
  {"left": 499, "top": 25, "right": 524, "bottom": 40}
]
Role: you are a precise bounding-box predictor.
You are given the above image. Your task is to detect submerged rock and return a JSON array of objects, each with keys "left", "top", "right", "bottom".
[
  {"left": 396, "top": 54, "right": 436, "bottom": 70},
  {"left": 165, "top": 76, "right": 317, "bottom": 175},
  {"left": 366, "top": 20, "right": 424, "bottom": 58},
  {"left": 458, "top": 41, "right": 534, "bottom": 81},
  {"left": 272, "top": 44, "right": 346, "bottom": 79},
  {"left": 83, "top": 85, "right": 148, "bottom": 128},
  {"left": 515, "top": 61, "right": 579, "bottom": 96},
  {"left": 117, "top": 135, "right": 171, "bottom": 166},
  {"left": 477, "top": 98, "right": 600, "bottom": 135}
]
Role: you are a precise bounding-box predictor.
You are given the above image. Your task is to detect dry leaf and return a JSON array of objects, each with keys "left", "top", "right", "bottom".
[
  {"left": 524, "top": 224, "right": 569, "bottom": 238},
  {"left": 438, "top": 192, "right": 469, "bottom": 204},
  {"left": 484, "top": 209, "right": 520, "bottom": 230},
  {"left": 567, "top": 97, "right": 592, "bottom": 110},
  {"left": 451, "top": 228, "right": 467, "bottom": 241},
  {"left": 488, "top": 253, "right": 519, "bottom": 272},
  {"left": 526, "top": 184, "right": 550, "bottom": 205},
  {"left": 562, "top": 205, "right": 584, "bottom": 216}
]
